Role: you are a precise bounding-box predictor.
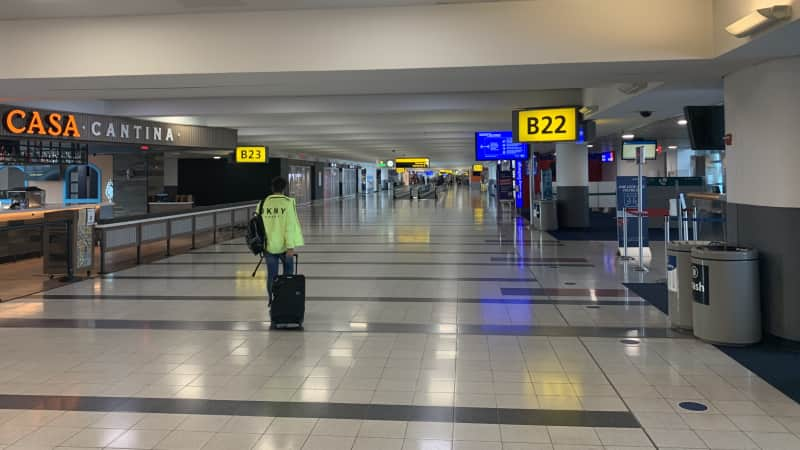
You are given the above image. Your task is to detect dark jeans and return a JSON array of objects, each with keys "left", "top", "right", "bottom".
[{"left": 266, "top": 252, "right": 294, "bottom": 299}]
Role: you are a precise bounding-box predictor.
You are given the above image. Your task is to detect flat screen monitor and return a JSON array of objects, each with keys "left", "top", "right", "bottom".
[
  {"left": 475, "top": 131, "right": 529, "bottom": 161},
  {"left": 622, "top": 141, "right": 657, "bottom": 161},
  {"left": 621, "top": 141, "right": 657, "bottom": 160},
  {"left": 684, "top": 105, "right": 725, "bottom": 150}
]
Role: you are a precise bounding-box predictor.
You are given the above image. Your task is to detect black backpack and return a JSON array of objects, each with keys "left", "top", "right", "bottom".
[{"left": 246, "top": 199, "right": 267, "bottom": 255}]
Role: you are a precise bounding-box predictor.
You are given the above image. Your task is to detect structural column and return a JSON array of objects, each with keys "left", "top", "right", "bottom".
[
  {"left": 555, "top": 142, "right": 589, "bottom": 228},
  {"left": 724, "top": 56, "right": 800, "bottom": 342}
]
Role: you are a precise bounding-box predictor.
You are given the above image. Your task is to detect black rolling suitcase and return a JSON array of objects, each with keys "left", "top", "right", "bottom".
[{"left": 269, "top": 255, "right": 305, "bottom": 329}]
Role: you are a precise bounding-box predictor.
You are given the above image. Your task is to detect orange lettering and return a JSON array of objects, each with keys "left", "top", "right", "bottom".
[
  {"left": 62, "top": 114, "right": 80, "bottom": 137},
  {"left": 47, "top": 113, "right": 63, "bottom": 136},
  {"left": 4, "top": 109, "right": 26, "bottom": 134},
  {"left": 26, "top": 111, "right": 46, "bottom": 135}
]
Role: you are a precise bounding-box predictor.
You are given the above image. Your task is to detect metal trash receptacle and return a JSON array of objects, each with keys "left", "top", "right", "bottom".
[
  {"left": 667, "top": 240, "right": 709, "bottom": 330},
  {"left": 691, "top": 245, "right": 760, "bottom": 345},
  {"left": 534, "top": 200, "right": 558, "bottom": 231}
]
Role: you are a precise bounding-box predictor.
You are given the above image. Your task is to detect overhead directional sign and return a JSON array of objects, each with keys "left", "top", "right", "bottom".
[
  {"left": 513, "top": 107, "right": 581, "bottom": 143},
  {"left": 472, "top": 164, "right": 484, "bottom": 172},
  {"left": 475, "top": 131, "right": 529, "bottom": 160},
  {"left": 395, "top": 157, "right": 430, "bottom": 168},
  {"left": 235, "top": 146, "right": 267, "bottom": 163}
]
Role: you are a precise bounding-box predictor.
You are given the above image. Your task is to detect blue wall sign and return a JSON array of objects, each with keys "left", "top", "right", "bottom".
[
  {"left": 475, "top": 131, "right": 529, "bottom": 161},
  {"left": 616, "top": 176, "right": 648, "bottom": 247},
  {"left": 514, "top": 161, "right": 523, "bottom": 208}
]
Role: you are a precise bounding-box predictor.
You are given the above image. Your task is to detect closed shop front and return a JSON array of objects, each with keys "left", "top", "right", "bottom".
[
  {"left": 287, "top": 165, "right": 312, "bottom": 205},
  {"left": 323, "top": 167, "right": 339, "bottom": 198},
  {"left": 341, "top": 168, "right": 357, "bottom": 197}
]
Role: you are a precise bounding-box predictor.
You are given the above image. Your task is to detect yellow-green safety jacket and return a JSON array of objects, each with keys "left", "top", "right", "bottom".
[{"left": 258, "top": 194, "right": 304, "bottom": 255}]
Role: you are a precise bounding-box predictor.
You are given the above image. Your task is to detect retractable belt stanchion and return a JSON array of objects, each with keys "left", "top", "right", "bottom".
[
  {"left": 620, "top": 208, "right": 633, "bottom": 261},
  {"left": 634, "top": 147, "right": 647, "bottom": 272}
]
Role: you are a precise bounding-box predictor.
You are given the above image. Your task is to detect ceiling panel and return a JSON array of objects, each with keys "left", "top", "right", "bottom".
[{"left": 0, "top": 0, "right": 506, "bottom": 20}]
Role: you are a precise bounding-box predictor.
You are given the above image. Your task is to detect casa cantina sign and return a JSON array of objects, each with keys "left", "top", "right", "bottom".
[{"left": 0, "top": 104, "right": 237, "bottom": 149}]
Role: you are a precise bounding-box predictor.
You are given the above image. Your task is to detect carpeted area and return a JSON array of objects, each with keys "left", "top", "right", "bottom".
[
  {"left": 623, "top": 282, "right": 668, "bottom": 314},
  {"left": 718, "top": 340, "right": 800, "bottom": 404},
  {"left": 623, "top": 281, "right": 800, "bottom": 405},
  {"left": 546, "top": 212, "right": 672, "bottom": 241}
]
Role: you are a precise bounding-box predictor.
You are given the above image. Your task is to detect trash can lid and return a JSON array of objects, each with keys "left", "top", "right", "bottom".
[
  {"left": 691, "top": 245, "right": 758, "bottom": 261},
  {"left": 667, "top": 240, "right": 711, "bottom": 252}
]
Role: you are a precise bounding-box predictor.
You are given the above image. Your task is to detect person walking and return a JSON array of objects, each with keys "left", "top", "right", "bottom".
[{"left": 260, "top": 177, "right": 304, "bottom": 302}]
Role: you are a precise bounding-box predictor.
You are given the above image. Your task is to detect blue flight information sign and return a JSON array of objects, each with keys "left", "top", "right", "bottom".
[{"left": 475, "top": 131, "right": 529, "bottom": 161}]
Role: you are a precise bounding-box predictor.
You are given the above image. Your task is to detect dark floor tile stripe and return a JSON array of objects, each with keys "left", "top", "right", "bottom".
[
  {"left": 101, "top": 275, "right": 538, "bottom": 282},
  {"left": 490, "top": 257, "right": 588, "bottom": 263},
  {"left": 36, "top": 294, "right": 648, "bottom": 306},
  {"left": 502, "top": 288, "right": 630, "bottom": 297},
  {"left": 218, "top": 241, "right": 563, "bottom": 246},
  {"left": 0, "top": 395, "right": 640, "bottom": 427},
  {"left": 0, "top": 318, "right": 689, "bottom": 338},
  {"left": 150, "top": 261, "right": 594, "bottom": 267},
  {"left": 193, "top": 250, "right": 524, "bottom": 255}
]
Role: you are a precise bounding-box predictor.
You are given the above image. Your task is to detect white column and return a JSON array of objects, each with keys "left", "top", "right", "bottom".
[
  {"left": 724, "top": 56, "right": 800, "bottom": 341},
  {"left": 555, "top": 142, "right": 589, "bottom": 227}
]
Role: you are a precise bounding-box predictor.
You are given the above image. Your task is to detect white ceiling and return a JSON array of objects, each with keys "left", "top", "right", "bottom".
[
  {"left": 2, "top": 4, "right": 798, "bottom": 166},
  {"left": 0, "top": 0, "right": 506, "bottom": 20}
]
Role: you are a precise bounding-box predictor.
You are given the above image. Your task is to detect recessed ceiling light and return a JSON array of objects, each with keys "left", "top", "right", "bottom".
[
  {"left": 668, "top": 145, "right": 678, "bottom": 150},
  {"left": 621, "top": 133, "right": 635, "bottom": 140},
  {"left": 587, "top": 144, "right": 594, "bottom": 148},
  {"left": 213, "top": 156, "right": 222, "bottom": 159},
  {"left": 677, "top": 119, "right": 688, "bottom": 126}
]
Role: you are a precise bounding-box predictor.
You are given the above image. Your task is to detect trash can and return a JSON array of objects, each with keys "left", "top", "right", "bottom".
[
  {"left": 533, "top": 199, "right": 558, "bottom": 231},
  {"left": 690, "top": 245, "right": 760, "bottom": 345},
  {"left": 667, "top": 240, "right": 709, "bottom": 330}
]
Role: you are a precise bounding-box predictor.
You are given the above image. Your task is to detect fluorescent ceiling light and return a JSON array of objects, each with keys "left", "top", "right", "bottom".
[
  {"left": 668, "top": 145, "right": 678, "bottom": 150},
  {"left": 677, "top": 119, "right": 688, "bottom": 126},
  {"left": 587, "top": 144, "right": 594, "bottom": 148},
  {"left": 213, "top": 156, "right": 222, "bottom": 159},
  {"left": 725, "top": 5, "right": 792, "bottom": 38},
  {"left": 621, "top": 133, "right": 635, "bottom": 140}
]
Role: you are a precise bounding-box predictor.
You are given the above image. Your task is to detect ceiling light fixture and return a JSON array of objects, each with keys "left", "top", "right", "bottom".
[
  {"left": 213, "top": 156, "right": 222, "bottom": 159},
  {"left": 677, "top": 118, "right": 688, "bottom": 126},
  {"left": 621, "top": 133, "right": 635, "bottom": 140},
  {"left": 725, "top": 5, "right": 792, "bottom": 37},
  {"left": 587, "top": 144, "right": 594, "bottom": 148},
  {"left": 668, "top": 145, "right": 678, "bottom": 150}
]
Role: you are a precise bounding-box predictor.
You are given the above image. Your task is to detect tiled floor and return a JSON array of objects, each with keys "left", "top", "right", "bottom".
[{"left": 0, "top": 188, "right": 798, "bottom": 449}]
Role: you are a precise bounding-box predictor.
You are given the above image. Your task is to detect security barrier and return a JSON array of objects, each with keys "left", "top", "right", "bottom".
[{"left": 95, "top": 200, "right": 258, "bottom": 273}]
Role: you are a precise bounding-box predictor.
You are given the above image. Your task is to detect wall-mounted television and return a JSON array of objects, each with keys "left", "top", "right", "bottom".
[
  {"left": 684, "top": 105, "right": 725, "bottom": 150},
  {"left": 621, "top": 141, "right": 657, "bottom": 160},
  {"left": 475, "top": 131, "right": 529, "bottom": 161}
]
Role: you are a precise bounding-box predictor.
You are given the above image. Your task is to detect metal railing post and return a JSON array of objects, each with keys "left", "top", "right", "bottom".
[
  {"left": 136, "top": 223, "right": 142, "bottom": 265},
  {"left": 99, "top": 229, "right": 107, "bottom": 274},
  {"left": 692, "top": 206, "right": 699, "bottom": 241},
  {"left": 212, "top": 213, "right": 217, "bottom": 244},
  {"left": 191, "top": 216, "right": 197, "bottom": 250},
  {"left": 166, "top": 220, "right": 172, "bottom": 257}
]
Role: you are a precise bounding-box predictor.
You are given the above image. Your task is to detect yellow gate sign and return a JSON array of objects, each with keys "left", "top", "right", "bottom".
[
  {"left": 513, "top": 107, "right": 581, "bottom": 143},
  {"left": 395, "top": 157, "right": 430, "bottom": 168},
  {"left": 235, "top": 146, "right": 267, "bottom": 163}
]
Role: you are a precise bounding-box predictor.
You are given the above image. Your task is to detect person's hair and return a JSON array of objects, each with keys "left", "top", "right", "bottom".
[{"left": 271, "top": 177, "right": 288, "bottom": 193}]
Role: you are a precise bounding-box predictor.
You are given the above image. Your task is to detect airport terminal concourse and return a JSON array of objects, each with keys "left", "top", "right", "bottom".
[{"left": 0, "top": 1, "right": 799, "bottom": 449}]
